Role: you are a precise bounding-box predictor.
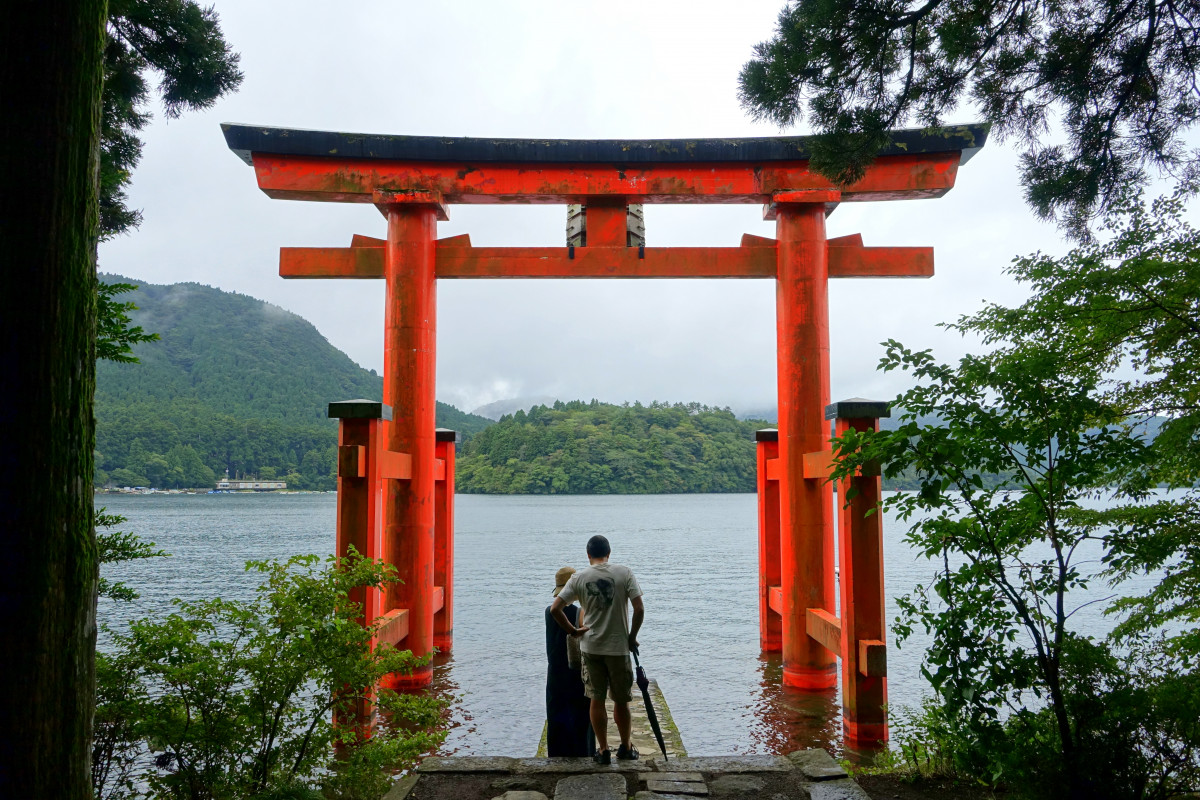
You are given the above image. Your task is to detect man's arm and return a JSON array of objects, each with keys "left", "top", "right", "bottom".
[
  {"left": 628, "top": 595, "right": 644, "bottom": 653},
  {"left": 549, "top": 596, "right": 588, "bottom": 637}
]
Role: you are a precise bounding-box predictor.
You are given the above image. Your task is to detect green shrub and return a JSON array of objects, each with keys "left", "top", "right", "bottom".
[{"left": 94, "top": 551, "right": 445, "bottom": 800}]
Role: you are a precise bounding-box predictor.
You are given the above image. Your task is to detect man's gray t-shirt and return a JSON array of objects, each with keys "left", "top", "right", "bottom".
[{"left": 558, "top": 563, "right": 642, "bottom": 657}]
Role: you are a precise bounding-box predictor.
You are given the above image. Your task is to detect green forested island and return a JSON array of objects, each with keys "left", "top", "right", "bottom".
[
  {"left": 456, "top": 401, "right": 768, "bottom": 494},
  {"left": 96, "top": 276, "right": 492, "bottom": 490}
]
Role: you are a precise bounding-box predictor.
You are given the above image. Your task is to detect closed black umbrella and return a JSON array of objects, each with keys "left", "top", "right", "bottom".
[{"left": 632, "top": 648, "right": 669, "bottom": 760}]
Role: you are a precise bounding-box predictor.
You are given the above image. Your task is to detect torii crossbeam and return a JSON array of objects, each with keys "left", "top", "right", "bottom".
[{"left": 223, "top": 122, "right": 988, "bottom": 741}]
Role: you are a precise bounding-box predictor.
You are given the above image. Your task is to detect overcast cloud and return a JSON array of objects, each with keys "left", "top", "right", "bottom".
[{"left": 99, "top": 1, "right": 1089, "bottom": 415}]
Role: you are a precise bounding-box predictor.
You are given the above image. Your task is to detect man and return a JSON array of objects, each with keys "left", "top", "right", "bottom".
[
  {"left": 544, "top": 566, "right": 594, "bottom": 757},
  {"left": 550, "top": 535, "right": 644, "bottom": 765}
]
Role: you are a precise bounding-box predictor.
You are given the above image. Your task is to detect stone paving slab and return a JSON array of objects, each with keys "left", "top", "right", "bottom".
[
  {"left": 639, "top": 772, "right": 704, "bottom": 783},
  {"left": 382, "top": 773, "right": 419, "bottom": 800},
  {"left": 634, "top": 793, "right": 701, "bottom": 800},
  {"left": 493, "top": 792, "right": 548, "bottom": 800},
  {"left": 708, "top": 774, "right": 767, "bottom": 796},
  {"left": 515, "top": 757, "right": 653, "bottom": 774},
  {"left": 807, "top": 778, "right": 873, "bottom": 800},
  {"left": 419, "top": 756, "right": 519, "bottom": 773},
  {"left": 553, "top": 773, "right": 626, "bottom": 800},
  {"left": 491, "top": 776, "right": 545, "bottom": 792},
  {"left": 649, "top": 755, "right": 793, "bottom": 773},
  {"left": 645, "top": 779, "right": 709, "bottom": 795},
  {"left": 786, "top": 749, "right": 848, "bottom": 781}
]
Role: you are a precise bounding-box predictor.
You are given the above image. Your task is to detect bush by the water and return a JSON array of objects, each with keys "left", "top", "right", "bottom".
[
  {"left": 94, "top": 520, "right": 445, "bottom": 800},
  {"left": 836, "top": 186, "right": 1200, "bottom": 798}
]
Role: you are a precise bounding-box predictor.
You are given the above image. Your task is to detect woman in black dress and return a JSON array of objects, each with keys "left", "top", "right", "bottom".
[{"left": 545, "top": 566, "right": 595, "bottom": 757}]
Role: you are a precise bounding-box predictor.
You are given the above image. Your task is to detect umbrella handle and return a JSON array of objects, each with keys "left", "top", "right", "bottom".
[{"left": 631, "top": 647, "right": 641, "bottom": 668}]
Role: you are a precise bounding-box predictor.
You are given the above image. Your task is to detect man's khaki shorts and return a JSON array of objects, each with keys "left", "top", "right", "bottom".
[{"left": 581, "top": 652, "right": 634, "bottom": 703}]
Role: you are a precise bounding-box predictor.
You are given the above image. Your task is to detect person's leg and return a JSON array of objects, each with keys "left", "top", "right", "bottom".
[
  {"left": 589, "top": 697, "right": 609, "bottom": 753},
  {"left": 613, "top": 700, "right": 632, "bottom": 749},
  {"left": 607, "top": 655, "right": 638, "bottom": 758},
  {"left": 581, "top": 653, "right": 612, "bottom": 758}
]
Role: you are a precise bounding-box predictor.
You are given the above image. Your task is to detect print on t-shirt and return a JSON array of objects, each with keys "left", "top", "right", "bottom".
[{"left": 585, "top": 578, "right": 615, "bottom": 609}]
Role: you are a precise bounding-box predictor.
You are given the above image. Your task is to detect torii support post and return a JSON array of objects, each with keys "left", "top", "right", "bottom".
[
  {"left": 433, "top": 428, "right": 456, "bottom": 651},
  {"left": 330, "top": 399, "right": 390, "bottom": 627},
  {"left": 756, "top": 429, "right": 782, "bottom": 652},
  {"left": 773, "top": 192, "right": 838, "bottom": 690},
  {"left": 330, "top": 400, "right": 457, "bottom": 696},
  {"left": 330, "top": 399, "right": 391, "bottom": 731},
  {"left": 830, "top": 399, "right": 889, "bottom": 745}
]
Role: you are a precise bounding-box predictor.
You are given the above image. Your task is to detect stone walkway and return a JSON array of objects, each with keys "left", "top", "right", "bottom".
[{"left": 386, "top": 750, "right": 871, "bottom": 800}]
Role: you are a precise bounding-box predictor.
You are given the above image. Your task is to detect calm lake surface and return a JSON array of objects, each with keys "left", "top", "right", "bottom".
[{"left": 97, "top": 491, "right": 1153, "bottom": 758}]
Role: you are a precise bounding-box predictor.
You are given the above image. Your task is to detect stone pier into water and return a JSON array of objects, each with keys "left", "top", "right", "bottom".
[{"left": 536, "top": 679, "right": 686, "bottom": 759}]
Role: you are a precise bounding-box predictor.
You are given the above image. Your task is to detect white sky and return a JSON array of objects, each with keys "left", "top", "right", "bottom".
[{"left": 98, "top": 1, "right": 1080, "bottom": 414}]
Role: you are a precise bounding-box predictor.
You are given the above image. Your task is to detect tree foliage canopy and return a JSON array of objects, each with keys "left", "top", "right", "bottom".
[
  {"left": 960, "top": 183, "right": 1200, "bottom": 659},
  {"left": 739, "top": 0, "right": 1200, "bottom": 236},
  {"left": 101, "top": 0, "right": 242, "bottom": 239},
  {"left": 829, "top": 185, "right": 1200, "bottom": 795}
]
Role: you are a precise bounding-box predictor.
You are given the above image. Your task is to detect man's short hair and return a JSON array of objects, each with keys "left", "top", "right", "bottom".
[{"left": 586, "top": 535, "right": 611, "bottom": 559}]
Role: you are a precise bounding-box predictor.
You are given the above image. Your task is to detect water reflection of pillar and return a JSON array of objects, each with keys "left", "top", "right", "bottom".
[
  {"left": 428, "top": 650, "right": 471, "bottom": 754},
  {"left": 748, "top": 653, "right": 840, "bottom": 756}
]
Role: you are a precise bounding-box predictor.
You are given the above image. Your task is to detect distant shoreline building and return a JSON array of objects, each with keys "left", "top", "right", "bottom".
[{"left": 215, "top": 479, "right": 287, "bottom": 491}]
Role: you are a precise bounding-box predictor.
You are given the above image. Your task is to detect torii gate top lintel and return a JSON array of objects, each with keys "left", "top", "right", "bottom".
[{"left": 221, "top": 122, "right": 989, "bottom": 206}]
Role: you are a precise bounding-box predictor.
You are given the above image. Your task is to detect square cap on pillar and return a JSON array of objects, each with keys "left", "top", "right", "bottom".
[
  {"left": 755, "top": 428, "right": 779, "bottom": 442},
  {"left": 825, "top": 398, "right": 890, "bottom": 421},
  {"left": 435, "top": 428, "right": 457, "bottom": 443},
  {"left": 328, "top": 399, "right": 393, "bottom": 420}
]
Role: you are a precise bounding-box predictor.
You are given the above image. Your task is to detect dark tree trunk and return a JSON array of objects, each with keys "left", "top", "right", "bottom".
[{"left": 0, "top": 0, "right": 107, "bottom": 796}]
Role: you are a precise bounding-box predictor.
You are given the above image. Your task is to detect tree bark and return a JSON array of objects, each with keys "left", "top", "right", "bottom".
[{"left": 0, "top": 0, "right": 107, "bottom": 796}]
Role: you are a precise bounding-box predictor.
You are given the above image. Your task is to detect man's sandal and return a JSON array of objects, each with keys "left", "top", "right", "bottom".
[
  {"left": 593, "top": 749, "right": 612, "bottom": 765},
  {"left": 616, "top": 743, "right": 639, "bottom": 760}
]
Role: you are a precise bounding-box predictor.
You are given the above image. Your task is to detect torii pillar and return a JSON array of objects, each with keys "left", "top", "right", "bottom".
[
  {"left": 378, "top": 194, "right": 445, "bottom": 689},
  {"left": 773, "top": 191, "right": 839, "bottom": 689}
]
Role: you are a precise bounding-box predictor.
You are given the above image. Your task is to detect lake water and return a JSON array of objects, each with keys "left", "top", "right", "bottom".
[{"left": 97, "top": 491, "right": 1154, "bottom": 759}]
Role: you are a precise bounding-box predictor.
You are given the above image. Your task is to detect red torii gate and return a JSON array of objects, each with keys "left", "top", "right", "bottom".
[{"left": 222, "top": 122, "right": 988, "bottom": 742}]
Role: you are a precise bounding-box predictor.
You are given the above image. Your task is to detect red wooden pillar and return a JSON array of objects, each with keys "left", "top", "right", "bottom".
[
  {"left": 330, "top": 399, "right": 389, "bottom": 729},
  {"left": 830, "top": 399, "right": 889, "bottom": 745},
  {"left": 381, "top": 196, "right": 443, "bottom": 689},
  {"left": 773, "top": 192, "right": 838, "bottom": 689},
  {"left": 331, "top": 400, "right": 389, "bottom": 626},
  {"left": 756, "top": 429, "right": 782, "bottom": 652},
  {"left": 433, "top": 428, "right": 456, "bottom": 652}
]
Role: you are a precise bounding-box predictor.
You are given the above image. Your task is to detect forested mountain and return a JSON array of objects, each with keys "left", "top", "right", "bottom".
[
  {"left": 96, "top": 275, "right": 492, "bottom": 489},
  {"left": 456, "top": 401, "right": 770, "bottom": 494}
]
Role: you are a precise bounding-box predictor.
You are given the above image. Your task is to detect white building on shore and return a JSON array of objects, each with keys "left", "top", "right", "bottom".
[{"left": 214, "top": 479, "right": 287, "bottom": 491}]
